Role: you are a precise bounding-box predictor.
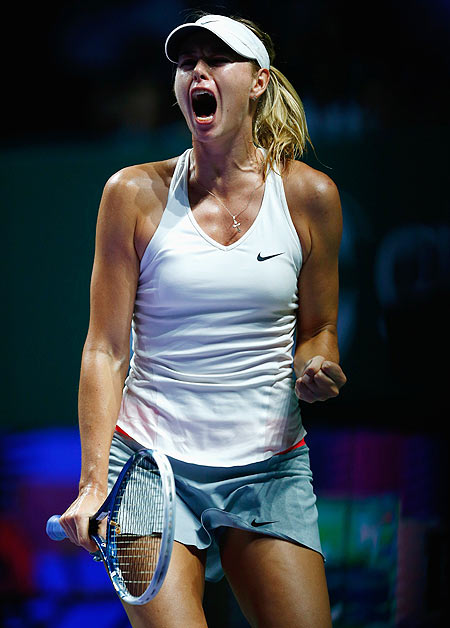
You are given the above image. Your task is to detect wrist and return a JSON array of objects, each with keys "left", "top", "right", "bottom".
[{"left": 78, "top": 481, "right": 108, "bottom": 496}]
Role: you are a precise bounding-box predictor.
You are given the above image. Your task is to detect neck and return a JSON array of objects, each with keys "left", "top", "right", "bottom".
[{"left": 190, "top": 134, "right": 262, "bottom": 195}]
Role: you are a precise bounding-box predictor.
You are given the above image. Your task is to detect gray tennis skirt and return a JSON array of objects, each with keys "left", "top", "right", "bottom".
[{"left": 108, "top": 431, "right": 323, "bottom": 582}]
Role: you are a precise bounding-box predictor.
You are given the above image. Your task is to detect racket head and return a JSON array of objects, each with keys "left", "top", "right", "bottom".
[{"left": 94, "top": 448, "right": 175, "bottom": 605}]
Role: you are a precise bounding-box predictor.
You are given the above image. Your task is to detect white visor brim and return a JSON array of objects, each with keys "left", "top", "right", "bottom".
[{"left": 165, "top": 14, "right": 270, "bottom": 70}]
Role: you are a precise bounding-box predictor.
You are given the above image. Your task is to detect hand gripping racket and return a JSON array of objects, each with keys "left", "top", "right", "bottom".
[{"left": 46, "top": 449, "right": 175, "bottom": 605}]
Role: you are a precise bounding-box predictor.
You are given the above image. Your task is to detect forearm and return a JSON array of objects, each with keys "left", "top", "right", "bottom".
[
  {"left": 293, "top": 326, "right": 340, "bottom": 378},
  {"left": 78, "top": 347, "right": 128, "bottom": 493}
]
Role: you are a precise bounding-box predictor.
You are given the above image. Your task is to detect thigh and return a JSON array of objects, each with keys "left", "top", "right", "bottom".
[
  {"left": 220, "top": 529, "right": 331, "bottom": 628},
  {"left": 123, "top": 541, "right": 208, "bottom": 628}
]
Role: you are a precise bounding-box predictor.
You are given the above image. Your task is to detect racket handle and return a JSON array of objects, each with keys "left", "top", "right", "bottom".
[{"left": 46, "top": 515, "right": 67, "bottom": 541}]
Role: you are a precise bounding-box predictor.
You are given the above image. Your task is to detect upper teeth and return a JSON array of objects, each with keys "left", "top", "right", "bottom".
[{"left": 193, "top": 90, "right": 212, "bottom": 97}]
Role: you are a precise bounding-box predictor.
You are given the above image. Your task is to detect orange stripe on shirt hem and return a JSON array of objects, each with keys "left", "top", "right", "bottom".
[
  {"left": 276, "top": 438, "right": 306, "bottom": 455},
  {"left": 115, "top": 426, "right": 305, "bottom": 457},
  {"left": 115, "top": 425, "right": 131, "bottom": 439}
]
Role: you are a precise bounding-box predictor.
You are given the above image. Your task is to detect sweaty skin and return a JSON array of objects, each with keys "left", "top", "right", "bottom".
[{"left": 60, "top": 27, "right": 344, "bottom": 628}]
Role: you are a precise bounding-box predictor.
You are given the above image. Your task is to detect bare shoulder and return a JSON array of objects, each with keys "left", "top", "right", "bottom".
[
  {"left": 99, "top": 157, "right": 179, "bottom": 258},
  {"left": 282, "top": 160, "right": 342, "bottom": 260},
  {"left": 102, "top": 156, "right": 178, "bottom": 217},
  {"left": 283, "top": 160, "right": 341, "bottom": 223}
]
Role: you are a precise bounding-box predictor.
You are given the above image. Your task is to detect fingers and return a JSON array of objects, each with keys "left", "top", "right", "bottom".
[
  {"left": 321, "top": 361, "right": 347, "bottom": 388},
  {"left": 59, "top": 490, "right": 105, "bottom": 553},
  {"left": 60, "top": 511, "right": 97, "bottom": 553},
  {"left": 296, "top": 370, "right": 338, "bottom": 403},
  {"left": 295, "top": 357, "right": 346, "bottom": 403}
]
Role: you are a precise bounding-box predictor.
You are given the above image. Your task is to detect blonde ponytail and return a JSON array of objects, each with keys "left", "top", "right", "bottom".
[
  {"left": 253, "top": 66, "right": 312, "bottom": 179},
  {"left": 236, "top": 18, "right": 313, "bottom": 179}
]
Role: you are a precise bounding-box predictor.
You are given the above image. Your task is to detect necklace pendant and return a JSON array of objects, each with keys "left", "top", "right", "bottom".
[{"left": 232, "top": 217, "right": 241, "bottom": 232}]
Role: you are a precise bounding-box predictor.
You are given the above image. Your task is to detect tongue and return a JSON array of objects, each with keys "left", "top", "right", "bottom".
[{"left": 192, "top": 92, "right": 217, "bottom": 120}]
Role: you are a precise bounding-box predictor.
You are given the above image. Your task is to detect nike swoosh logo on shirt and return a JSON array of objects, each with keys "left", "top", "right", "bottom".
[
  {"left": 257, "top": 252, "right": 284, "bottom": 261},
  {"left": 250, "top": 519, "right": 278, "bottom": 527}
]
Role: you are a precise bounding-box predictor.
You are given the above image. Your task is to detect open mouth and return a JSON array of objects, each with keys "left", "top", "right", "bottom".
[{"left": 191, "top": 90, "right": 217, "bottom": 122}]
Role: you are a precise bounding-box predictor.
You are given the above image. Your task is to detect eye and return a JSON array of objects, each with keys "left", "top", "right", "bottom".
[
  {"left": 177, "top": 55, "right": 232, "bottom": 70},
  {"left": 178, "top": 57, "right": 195, "bottom": 69},
  {"left": 209, "top": 56, "right": 231, "bottom": 65}
]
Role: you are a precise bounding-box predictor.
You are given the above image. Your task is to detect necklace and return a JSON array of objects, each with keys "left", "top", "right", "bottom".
[{"left": 193, "top": 167, "right": 262, "bottom": 233}]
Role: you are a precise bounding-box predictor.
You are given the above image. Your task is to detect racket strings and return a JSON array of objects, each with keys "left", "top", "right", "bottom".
[{"left": 110, "top": 456, "right": 165, "bottom": 598}]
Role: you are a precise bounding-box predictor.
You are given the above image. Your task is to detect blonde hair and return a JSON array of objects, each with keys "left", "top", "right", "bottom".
[
  {"left": 236, "top": 18, "right": 313, "bottom": 179},
  {"left": 183, "top": 12, "right": 313, "bottom": 179}
]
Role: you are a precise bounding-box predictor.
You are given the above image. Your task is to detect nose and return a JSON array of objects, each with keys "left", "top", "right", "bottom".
[{"left": 192, "top": 59, "right": 211, "bottom": 81}]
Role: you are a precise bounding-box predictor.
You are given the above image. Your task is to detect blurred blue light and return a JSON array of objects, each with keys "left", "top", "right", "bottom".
[
  {"left": 53, "top": 601, "right": 124, "bottom": 628},
  {"left": 2, "top": 428, "right": 80, "bottom": 483},
  {"left": 34, "top": 551, "right": 70, "bottom": 593}
]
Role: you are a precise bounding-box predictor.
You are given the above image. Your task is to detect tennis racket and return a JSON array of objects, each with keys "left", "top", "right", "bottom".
[{"left": 46, "top": 448, "right": 175, "bottom": 605}]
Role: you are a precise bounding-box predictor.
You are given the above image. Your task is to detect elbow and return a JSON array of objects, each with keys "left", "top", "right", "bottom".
[{"left": 81, "top": 341, "right": 130, "bottom": 375}]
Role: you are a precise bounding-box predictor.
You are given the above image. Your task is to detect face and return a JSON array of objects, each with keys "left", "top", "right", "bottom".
[{"left": 173, "top": 31, "right": 267, "bottom": 142}]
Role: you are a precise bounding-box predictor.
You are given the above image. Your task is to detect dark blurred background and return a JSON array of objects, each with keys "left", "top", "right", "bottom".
[{"left": 2, "top": 1, "right": 449, "bottom": 626}]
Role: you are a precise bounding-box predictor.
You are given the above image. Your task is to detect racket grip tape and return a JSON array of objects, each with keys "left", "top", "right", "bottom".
[{"left": 46, "top": 515, "right": 67, "bottom": 541}]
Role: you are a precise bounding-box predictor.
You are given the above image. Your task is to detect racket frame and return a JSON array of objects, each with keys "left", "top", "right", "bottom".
[
  {"left": 47, "top": 448, "right": 175, "bottom": 605},
  {"left": 91, "top": 448, "right": 175, "bottom": 605}
]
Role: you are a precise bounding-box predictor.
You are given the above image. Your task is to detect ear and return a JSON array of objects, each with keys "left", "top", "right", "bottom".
[{"left": 250, "top": 68, "right": 270, "bottom": 101}]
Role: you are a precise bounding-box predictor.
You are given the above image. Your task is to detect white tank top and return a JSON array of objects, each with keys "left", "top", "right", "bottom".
[{"left": 117, "top": 148, "right": 305, "bottom": 466}]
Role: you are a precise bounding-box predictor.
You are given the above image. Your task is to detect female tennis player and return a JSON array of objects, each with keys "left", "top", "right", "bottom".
[{"left": 60, "top": 13, "right": 346, "bottom": 627}]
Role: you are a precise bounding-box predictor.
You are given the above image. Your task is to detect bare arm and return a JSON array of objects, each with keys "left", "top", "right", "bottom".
[
  {"left": 59, "top": 169, "right": 141, "bottom": 550},
  {"left": 287, "top": 166, "right": 347, "bottom": 402}
]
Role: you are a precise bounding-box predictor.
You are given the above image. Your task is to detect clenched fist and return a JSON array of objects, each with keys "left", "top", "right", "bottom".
[{"left": 295, "top": 355, "right": 347, "bottom": 403}]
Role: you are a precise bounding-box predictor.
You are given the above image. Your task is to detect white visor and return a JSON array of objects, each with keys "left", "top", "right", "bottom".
[{"left": 165, "top": 14, "right": 270, "bottom": 70}]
